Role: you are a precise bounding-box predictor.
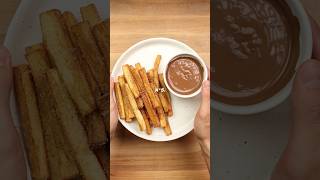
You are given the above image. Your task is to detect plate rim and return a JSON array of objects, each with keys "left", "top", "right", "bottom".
[{"left": 111, "top": 37, "right": 202, "bottom": 142}]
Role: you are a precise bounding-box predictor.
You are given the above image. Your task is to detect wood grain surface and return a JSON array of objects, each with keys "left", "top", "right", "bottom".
[{"left": 110, "top": 0, "right": 210, "bottom": 179}]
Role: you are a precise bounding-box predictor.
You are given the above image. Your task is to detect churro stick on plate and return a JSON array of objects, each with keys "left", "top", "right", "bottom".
[
  {"left": 159, "top": 73, "right": 173, "bottom": 116},
  {"left": 25, "top": 43, "right": 46, "bottom": 55},
  {"left": 47, "top": 69, "right": 106, "bottom": 180},
  {"left": 13, "top": 65, "right": 49, "bottom": 180},
  {"left": 61, "top": 11, "right": 78, "bottom": 46},
  {"left": 141, "top": 109, "right": 152, "bottom": 135},
  {"left": 93, "top": 20, "right": 109, "bottom": 60},
  {"left": 159, "top": 73, "right": 171, "bottom": 103},
  {"left": 129, "top": 65, "right": 144, "bottom": 93},
  {"left": 138, "top": 68, "right": 160, "bottom": 108},
  {"left": 164, "top": 117, "right": 172, "bottom": 136},
  {"left": 141, "top": 93, "right": 160, "bottom": 127},
  {"left": 158, "top": 90, "right": 169, "bottom": 113},
  {"left": 40, "top": 10, "right": 95, "bottom": 116},
  {"left": 80, "top": 4, "right": 102, "bottom": 27},
  {"left": 136, "top": 97, "right": 144, "bottom": 109},
  {"left": 153, "top": 55, "right": 161, "bottom": 88},
  {"left": 123, "top": 64, "right": 140, "bottom": 98},
  {"left": 147, "top": 69, "right": 154, "bottom": 83},
  {"left": 135, "top": 63, "right": 142, "bottom": 70},
  {"left": 26, "top": 49, "right": 80, "bottom": 179},
  {"left": 114, "top": 82, "right": 125, "bottom": 119},
  {"left": 149, "top": 82, "right": 163, "bottom": 111},
  {"left": 156, "top": 107, "right": 167, "bottom": 128},
  {"left": 124, "top": 84, "right": 146, "bottom": 131},
  {"left": 71, "top": 21, "right": 106, "bottom": 92},
  {"left": 118, "top": 76, "right": 134, "bottom": 121}
]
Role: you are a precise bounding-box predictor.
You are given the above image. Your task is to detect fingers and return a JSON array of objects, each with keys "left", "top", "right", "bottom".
[
  {"left": 309, "top": 16, "right": 320, "bottom": 60},
  {"left": 199, "top": 80, "right": 210, "bottom": 119}
]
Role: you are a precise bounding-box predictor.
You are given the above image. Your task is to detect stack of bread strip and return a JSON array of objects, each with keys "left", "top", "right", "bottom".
[
  {"left": 13, "top": 4, "right": 109, "bottom": 180},
  {"left": 114, "top": 55, "right": 173, "bottom": 135}
]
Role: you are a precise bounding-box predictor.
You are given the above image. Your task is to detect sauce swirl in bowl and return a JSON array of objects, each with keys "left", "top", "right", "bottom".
[{"left": 165, "top": 54, "right": 205, "bottom": 97}]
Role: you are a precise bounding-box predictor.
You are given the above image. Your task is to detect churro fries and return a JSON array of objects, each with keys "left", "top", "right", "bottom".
[{"left": 114, "top": 55, "right": 173, "bottom": 135}]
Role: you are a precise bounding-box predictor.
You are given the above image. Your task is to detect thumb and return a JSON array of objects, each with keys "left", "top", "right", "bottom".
[{"left": 199, "top": 80, "right": 210, "bottom": 119}]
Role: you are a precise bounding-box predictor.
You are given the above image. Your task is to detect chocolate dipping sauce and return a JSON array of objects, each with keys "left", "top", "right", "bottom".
[
  {"left": 212, "top": 0, "right": 300, "bottom": 105},
  {"left": 166, "top": 55, "right": 204, "bottom": 95}
]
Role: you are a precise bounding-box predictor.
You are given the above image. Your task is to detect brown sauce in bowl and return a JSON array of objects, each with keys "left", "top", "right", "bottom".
[
  {"left": 212, "top": 0, "right": 300, "bottom": 105},
  {"left": 166, "top": 55, "right": 204, "bottom": 95}
]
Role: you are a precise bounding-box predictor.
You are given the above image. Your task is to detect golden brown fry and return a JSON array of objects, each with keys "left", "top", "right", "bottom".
[
  {"left": 124, "top": 84, "right": 146, "bottom": 131},
  {"left": 153, "top": 55, "right": 161, "bottom": 88},
  {"left": 164, "top": 117, "right": 172, "bottom": 136},
  {"left": 157, "top": 107, "right": 167, "bottom": 128},
  {"left": 26, "top": 50, "right": 80, "bottom": 179},
  {"left": 135, "top": 63, "right": 142, "bottom": 70},
  {"left": 149, "top": 82, "right": 162, "bottom": 110},
  {"left": 25, "top": 43, "right": 52, "bottom": 66},
  {"left": 129, "top": 65, "right": 144, "bottom": 93},
  {"left": 61, "top": 11, "right": 78, "bottom": 46},
  {"left": 80, "top": 4, "right": 102, "bottom": 27},
  {"left": 71, "top": 21, "right": 107, "bottom": 93},
  {"left": 13, "top": 65, "right": 49, "bottom": 180},
  {"left": 159, "top": 73, "right": 171, "bottom": 102},
  {"left": 25, "top": 43, "right": 45, "bottom": 55},
  {"left": 159, "top": 73, "right": 173, "bottom": 116},
  {"left": 158, "top": 91, "right": 169, "bottom": 113},
  {"left": 118, "top": 76, "right": 134, "bottom": 121},
  {"left": 123, "top": 65, "right": 140, "bottom": 98},
  {"left": 141, "top": 93, "right": 160, "bottom": 127},
  {"left": 93, "top": 20, "right": 109, "bottom": 61},
  {"left": 85, "top": 113, "right": 107, "bottom": 148},
  {"left": 114, "top": 82, "right": 125, "bottom": 119},
  {"left": 147, "top": 69, "right": 154, "bottom": 83},
  {"left": 47, "top": 69, "right": 106, "bottom": 180},
  {"left": 129, "top": 65, "right": 146, "bottom": 110},
  {"left": 61, "top": 13, "right": 102, "bottom": 100},
  {"left": 136, "top": 97, "right": 144, "bottom": 109},
  {"left": 40, "top": 10, "right": 95, "bottom": 116},
  {"left": 141, "top": 109, "right": 152, "bottom": 135},
  {"left": 138, "top": 68, "right": 160, "bottom": 108}
]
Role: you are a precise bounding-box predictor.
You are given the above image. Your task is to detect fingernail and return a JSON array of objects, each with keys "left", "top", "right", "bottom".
[{"left": 0, "top": 47, "right": 10, "bottom": 67}]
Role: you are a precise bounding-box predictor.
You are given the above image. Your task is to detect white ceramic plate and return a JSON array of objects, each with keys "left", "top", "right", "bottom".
[
  {"left": 111, "top": 38, "right": 203, "bottom": 141},
  {"left": 4, "top": 0, "right": 108, "bottom": 179}
]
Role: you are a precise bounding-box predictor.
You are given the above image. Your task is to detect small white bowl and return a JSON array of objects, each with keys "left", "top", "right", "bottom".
[
  {"left": 212, "top": 0, "right": 313, "bottom": 115},
  {"left": 164, "top": 54, "right": 208, "bottom": 98}
]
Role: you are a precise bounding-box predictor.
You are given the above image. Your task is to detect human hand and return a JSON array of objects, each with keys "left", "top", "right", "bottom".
[
  {"left": 271, "top": 17, "right": 320, "bottom": 180},
  {"left": 109, "top": 77, "right": 119, "bottom": 140},
  {"left": 194, "top": 80, "right": 210, "bottom": 171},
  {"left": 0, "top": 45, "right": 26, "bottom": 180}
]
